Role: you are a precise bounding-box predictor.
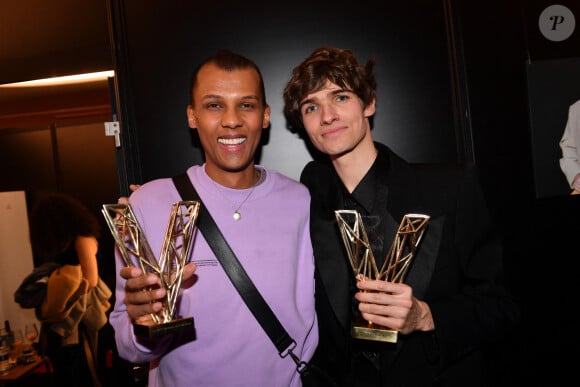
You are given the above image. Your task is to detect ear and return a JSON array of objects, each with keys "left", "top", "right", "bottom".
[
  {"left": 262, "top": 104, "right": 271, "bottom": 129},
  {"left": 186, "top": 105, "right": 197, "bottom": 129},
  {"left": 364, "top": 98, "right": 376, "bottom": 118}
]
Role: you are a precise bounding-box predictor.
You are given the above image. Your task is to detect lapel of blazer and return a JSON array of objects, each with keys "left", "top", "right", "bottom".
[
  {"left": 382, "top": 146, "right": 441, "bottom": 299},
  {"left": 379, "top": 211, "right": 442, "bottom": 300},
  {"left": 307, "top": 163, "right": 353, "bottom": 331},
  {"left": 404, "top": 216, "right": 442, "bottom": 299}
]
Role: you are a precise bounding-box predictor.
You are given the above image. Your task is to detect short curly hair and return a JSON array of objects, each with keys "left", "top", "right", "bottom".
[
  {"left": 283, "top": 47, "right": 377, "bottom": 133},
  {"left": 189, "top": 49, "right": 267, "bottom": 108}
]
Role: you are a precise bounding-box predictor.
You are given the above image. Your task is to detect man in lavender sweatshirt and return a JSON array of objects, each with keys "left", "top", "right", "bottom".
[{"left": 108, "top": 50, "right": 318, "bottom": 387}]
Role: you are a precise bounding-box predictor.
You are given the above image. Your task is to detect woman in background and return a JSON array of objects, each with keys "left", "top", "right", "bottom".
[{"left": 27, "top": 192, "right": 110, "bottom": 387}]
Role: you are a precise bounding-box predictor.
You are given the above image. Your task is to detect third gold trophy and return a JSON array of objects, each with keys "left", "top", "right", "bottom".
[{"left": 335, "top": 210, "right": 429, "bottom": 343}]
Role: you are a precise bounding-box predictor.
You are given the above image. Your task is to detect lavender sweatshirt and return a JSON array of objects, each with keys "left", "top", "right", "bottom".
[{"left": 109, "top": 165, "right": 318, "bottom": 387}]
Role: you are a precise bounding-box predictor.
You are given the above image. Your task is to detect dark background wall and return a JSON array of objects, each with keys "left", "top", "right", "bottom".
[{"left": 110, "top": 0, "right": 460, "bottom": 188}]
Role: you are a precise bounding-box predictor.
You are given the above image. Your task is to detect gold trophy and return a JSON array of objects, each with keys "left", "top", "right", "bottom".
[
  {"left": 335, "top": 210, "right": 430, "bottom": 343},
  {"left": 102, "top": 201, "right": 200, "bottom": 337}
]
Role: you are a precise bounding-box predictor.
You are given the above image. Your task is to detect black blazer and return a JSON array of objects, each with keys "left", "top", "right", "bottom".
[{"left": 301, "top": 143, "right": 520, "bottom": 386}]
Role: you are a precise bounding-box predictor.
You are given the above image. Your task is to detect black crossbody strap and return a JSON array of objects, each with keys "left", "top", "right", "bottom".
[{"left": 172, "top": 172, "right": 307, "bottom": 368}]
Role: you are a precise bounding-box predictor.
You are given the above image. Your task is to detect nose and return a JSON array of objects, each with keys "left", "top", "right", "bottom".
[
  {"left": 221, "top": 107, "right": 243, "bottom": 128},
  {"left": 320, "top": 103, "right": 338, "bottom": 125}
]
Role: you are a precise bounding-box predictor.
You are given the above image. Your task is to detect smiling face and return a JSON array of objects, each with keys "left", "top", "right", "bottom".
[
  {"left": 187, "top": 63, "right": 270, "bottom": 186},
  {"left": 299, "top": 80, "right": 375, "bottom": 161}
]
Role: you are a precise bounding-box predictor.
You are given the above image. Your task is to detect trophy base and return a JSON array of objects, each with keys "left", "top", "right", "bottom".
[
  {"left": 352, "top": 325, "right": 398, "bottom": 343},
  {"left": 134, "top": 317, "right": 194, "bottom": 338}
]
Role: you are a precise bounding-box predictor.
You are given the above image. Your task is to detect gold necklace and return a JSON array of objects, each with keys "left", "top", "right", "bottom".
[{"left": 211, "top": 171, "right": 260, "bottom": 221}]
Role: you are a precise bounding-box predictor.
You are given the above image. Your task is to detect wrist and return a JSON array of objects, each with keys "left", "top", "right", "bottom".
[{"left": 417, "top": 300, "right": 435, "bottom": 332}]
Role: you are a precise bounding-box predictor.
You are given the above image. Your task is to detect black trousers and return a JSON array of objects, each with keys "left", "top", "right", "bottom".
[{"left": 43, "top": 327, "right": 95, "bottom": 387}]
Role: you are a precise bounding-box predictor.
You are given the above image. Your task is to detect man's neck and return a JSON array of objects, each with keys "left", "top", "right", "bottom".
[
  {"left": 332, "top": 139, "right": 378, "bottom": 193},
  {"left": 204, "top": 163, "right": 259, "bottom": 189}
]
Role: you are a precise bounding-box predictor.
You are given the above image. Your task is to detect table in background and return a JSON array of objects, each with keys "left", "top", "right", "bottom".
[{"left": 0, "top": 355, "right": 51, "bottom": 386}]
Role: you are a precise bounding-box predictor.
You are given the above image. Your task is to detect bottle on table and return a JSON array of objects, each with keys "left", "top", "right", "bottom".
[
  {"left": 0, "top": 336, "right": 9, "bottom": 372},
  {"left": 3, "top": 321, "right": 14, "bottom": 347}
]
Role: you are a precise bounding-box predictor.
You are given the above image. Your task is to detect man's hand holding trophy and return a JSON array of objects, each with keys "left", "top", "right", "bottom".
[
  {"left": 335, "top": 210, "right": 429, "bottom": 343},
  {"left": 102, "top": 200, "right": 200, "bottom": 337}
]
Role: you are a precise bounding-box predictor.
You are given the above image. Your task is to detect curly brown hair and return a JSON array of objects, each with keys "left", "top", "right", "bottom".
[{"left": 283, "top": 47, "right": 377, "bottom": 133}]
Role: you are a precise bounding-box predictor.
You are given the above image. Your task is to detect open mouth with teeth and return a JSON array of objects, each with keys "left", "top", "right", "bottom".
[{"left": 218, "top": 137, "right": 247, "bottom": 145}]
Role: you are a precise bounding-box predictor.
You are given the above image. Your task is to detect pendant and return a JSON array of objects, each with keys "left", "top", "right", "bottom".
[{"left": 233, "top": 211, "right": 241, "bottom": 221}]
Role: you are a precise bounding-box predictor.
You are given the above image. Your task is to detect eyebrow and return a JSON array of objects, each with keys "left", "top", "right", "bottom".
[
  {"left": 240, "top": 95, "right": 261, "bottom": 102},
  {"left": 201, "top": 94, "right": 261, "bottom": 102}
]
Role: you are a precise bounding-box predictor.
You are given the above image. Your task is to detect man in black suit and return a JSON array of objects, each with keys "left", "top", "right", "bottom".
[{"left": 283, "top": 47, "right": 520, "bottom": 386}]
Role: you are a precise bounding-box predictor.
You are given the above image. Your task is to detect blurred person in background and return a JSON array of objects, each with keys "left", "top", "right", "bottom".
[{"left": 17, "top": 192, "right": 111, "bottom": 387}]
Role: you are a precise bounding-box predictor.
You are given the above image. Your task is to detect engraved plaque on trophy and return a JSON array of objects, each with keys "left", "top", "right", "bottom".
[
  {"left": 335, "top": 210, "right": 430, "bottom": 343},
  {"left": 102, "top": 201, "right": 200, "bottom": 337}
]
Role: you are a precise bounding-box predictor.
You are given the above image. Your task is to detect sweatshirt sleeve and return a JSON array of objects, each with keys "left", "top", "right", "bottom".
[{"left": 108, "top": 246, "right": 173, "bottom": 364}]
